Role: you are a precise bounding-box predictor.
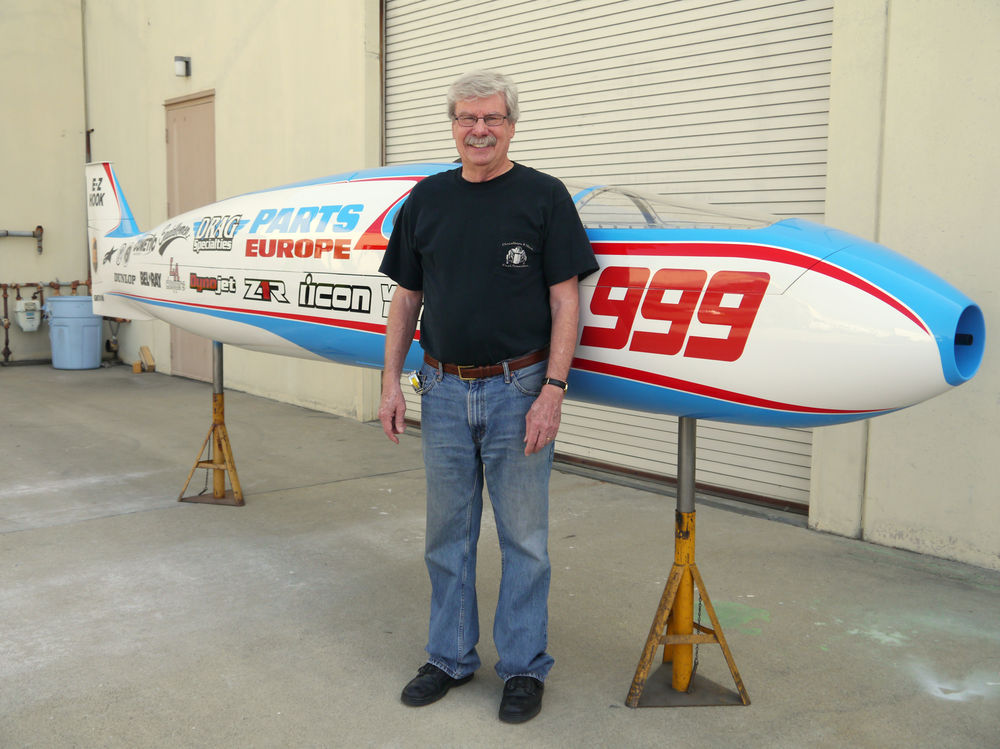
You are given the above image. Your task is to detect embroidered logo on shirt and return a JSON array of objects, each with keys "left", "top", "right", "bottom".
[{"left": 502, "top": 242, "right": 532, "bottom": 268}]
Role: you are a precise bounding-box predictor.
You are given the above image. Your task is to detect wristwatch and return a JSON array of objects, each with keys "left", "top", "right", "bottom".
[{"left": 542, "top": 377, "right": 568, "bottom": 392}]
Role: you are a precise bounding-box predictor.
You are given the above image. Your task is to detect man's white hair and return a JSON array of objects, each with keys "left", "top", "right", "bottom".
[{"left": 447, "top": 70, "right": 520, "bottom": 124}]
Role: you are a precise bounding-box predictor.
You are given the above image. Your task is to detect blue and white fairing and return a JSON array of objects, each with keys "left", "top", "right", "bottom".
[{"left": 86, "top": 162, "right": 984, "bottom": 428}]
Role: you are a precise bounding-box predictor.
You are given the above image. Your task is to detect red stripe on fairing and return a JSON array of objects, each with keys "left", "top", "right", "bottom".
[
  {"left": 354, "top": 185, "right": 417, "bottom": 251},
  {"left": 102, "top": 163, "right": 116, "bottom": 197},
  {"left": 102, "top": 163, "right": 125, "bottom": 235},
  {"left": 116, "top": 292, "right": 422, "bottom": 340},
  {"left": 592, "top": 241, "right": 930, "bottom": 335},
  {"left": 571, "top": 356, "right": 886, "bottom": 416}
]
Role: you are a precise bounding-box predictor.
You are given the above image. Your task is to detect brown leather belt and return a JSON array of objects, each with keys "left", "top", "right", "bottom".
[{"left": 424, "top": 347, "right": 549, "bottom": 380}]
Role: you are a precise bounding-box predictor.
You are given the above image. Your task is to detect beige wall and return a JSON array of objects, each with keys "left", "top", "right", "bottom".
[
  {"left": 0, "top": 0, "right": 92, "bottom": 362},
  {"left": 814, "top": 0, "right": 1000, "bottom": 569},
  {"left": 80, "top": 0, "right": 383, "bottom": 419}
]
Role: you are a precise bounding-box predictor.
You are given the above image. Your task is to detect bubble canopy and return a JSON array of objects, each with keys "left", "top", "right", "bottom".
[{"left": 567, "top": 184, "right": 775, "bottom": 231}]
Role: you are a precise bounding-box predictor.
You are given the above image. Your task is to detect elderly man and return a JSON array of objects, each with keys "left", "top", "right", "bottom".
[{"left": 378, "top": 70, "right": 597, "bottom": 724}]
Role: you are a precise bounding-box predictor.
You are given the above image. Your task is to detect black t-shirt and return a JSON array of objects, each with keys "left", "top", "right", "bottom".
[{"left": 379, "top": 163, "right": 598, "bottom": 365}]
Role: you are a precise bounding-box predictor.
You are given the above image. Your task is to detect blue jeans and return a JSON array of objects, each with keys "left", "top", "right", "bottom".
[{"left": 418, "top": 357, "right": 555, "bottom": 683}]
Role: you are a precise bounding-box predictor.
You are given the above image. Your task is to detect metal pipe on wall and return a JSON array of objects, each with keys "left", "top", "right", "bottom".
[
  {"left": 0, "top": 280, "right": 91, "bottom": 365},
  {"left": 0, "top": 227, "right": 44, "bottom": 254}
]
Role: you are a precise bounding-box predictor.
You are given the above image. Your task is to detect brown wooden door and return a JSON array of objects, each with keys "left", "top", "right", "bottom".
[{"left": 165, "top": 91, "right": 216, "bottom": 381}]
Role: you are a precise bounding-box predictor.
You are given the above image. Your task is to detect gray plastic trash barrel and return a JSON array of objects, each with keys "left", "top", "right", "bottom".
[{"left": 44, "top": 296, "right": 102, "bottom": 369}]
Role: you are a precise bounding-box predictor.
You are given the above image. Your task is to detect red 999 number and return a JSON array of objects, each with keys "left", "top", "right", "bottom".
[{"left": 580, "top": 267, "right": 770, "bottom": 362}]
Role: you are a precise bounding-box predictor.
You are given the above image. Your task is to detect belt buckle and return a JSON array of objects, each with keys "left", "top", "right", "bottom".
[{"left": 456, "top": 364, "right": 478, "bottom": 381}]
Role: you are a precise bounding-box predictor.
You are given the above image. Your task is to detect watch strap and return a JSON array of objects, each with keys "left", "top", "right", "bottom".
[{"left": 542, "top": 377, "right": 568, "bottom": 392}]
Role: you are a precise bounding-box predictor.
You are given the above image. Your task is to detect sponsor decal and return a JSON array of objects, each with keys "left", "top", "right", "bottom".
[
  {"left": 94, "top": 294, "right": 104, "bottom": 301},
  {"left": 245, "top": 237, "right": 351, "bottom": 260},
  {"left": 189, "top": 272, "right": 237, "bottom": 294},
  {"left": 108, "top": 234, "right": 154, "bottom": 266},
  {"left": 193, "top": 215, "right": 242, "bottom": 252},
  {"left": 131, "top": 234, "right": 158, "bottom": 257},
  {"left": 158, "top": 223, "right": 192, "bottom": 255},
  {"left": 244, "top": 278, "right": 288, "bottom": 304},
  {"left": 89, "top": 176, "right": 105, "bottom": 206},
  {"left": 247, "top": 205, "right": 363, "bottom": 234},
  {"left": 114, "top": 272, "right": 136, "bottom": 285},
  {"left": 581, "top": 267, "right": 770, "bottom": 363},
  {"left": 164, "top": 258, "right": 185, "bottom": 291},
  {"left": 298, "top": 274, "right": 372, "bottom": 313},
  {"left": 139, "top": 270, "right": 161, "bottom": 288},
  {"left": 380, "top": 283, "right": 395, "bottom": 318},
  {"left": 102, "top": 246, "right": 117, "bottom": 265}
]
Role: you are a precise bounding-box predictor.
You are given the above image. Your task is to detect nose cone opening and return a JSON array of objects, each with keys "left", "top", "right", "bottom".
[{"left": 951, "top": 304, "right": 985, "bottom": 384}]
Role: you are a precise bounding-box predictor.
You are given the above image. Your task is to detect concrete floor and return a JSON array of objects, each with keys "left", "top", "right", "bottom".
[{"left": 2, "top": 363, "right": 998, "bottom": 748}]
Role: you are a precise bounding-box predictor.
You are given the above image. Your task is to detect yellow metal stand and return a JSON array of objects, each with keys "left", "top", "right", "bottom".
[
  {"left": 625, "top": 417, "right": 749, "bottom": 708},
  {"left": 178, "top": 342, "right": 244, "bottom": 506}
]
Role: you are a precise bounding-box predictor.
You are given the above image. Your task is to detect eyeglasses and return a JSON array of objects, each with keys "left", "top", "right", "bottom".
[{"left": 453, "top": 114, "right": 508, "bottom": 127}]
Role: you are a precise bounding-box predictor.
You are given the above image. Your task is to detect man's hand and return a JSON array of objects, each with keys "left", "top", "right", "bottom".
[
  {"left": 378, "top": 285, "right": 422, "bottom": 445},
  {"left": 522, "top": 275, "right": 578, "bottom": 455},
  {"left": 379, "top": 381, "right": 407, "bottom": 444},
  {"left": 524, "top": 385, "right": 564, "bottom": 455}
]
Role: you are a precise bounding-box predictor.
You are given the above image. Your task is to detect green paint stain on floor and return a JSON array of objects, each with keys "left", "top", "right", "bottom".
[{"left": 711, "top": 601, "right": 771, "bottom": 635}]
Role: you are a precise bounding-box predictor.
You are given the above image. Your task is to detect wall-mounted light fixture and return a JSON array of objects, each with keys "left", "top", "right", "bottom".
[{"left": 174, "top": 56, "right": 191, "bottom": 77}]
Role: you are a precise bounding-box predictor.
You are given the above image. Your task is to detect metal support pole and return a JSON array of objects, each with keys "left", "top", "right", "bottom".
[
  {"left": 625, "top": 416, "right": 749, "bottom": 707},
  {"left": 666, "top": 416, "right": 698, "bottom": 689},
  {"left": 677, "top": 416, "right": 696, "bottom": 514},
  {"left": 178, "top": 342, "right": 244, "bottom": 506},
  {"left": 210, "top": 342, "right": 227, "bottom": 499},
  {"left": 213, "top": 340, "right": 224, "bottom": 395}
]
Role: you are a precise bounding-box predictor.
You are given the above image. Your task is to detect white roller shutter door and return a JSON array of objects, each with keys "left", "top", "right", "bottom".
[{"left": 384, "top": 0, "right": 832, "bottom": 505}]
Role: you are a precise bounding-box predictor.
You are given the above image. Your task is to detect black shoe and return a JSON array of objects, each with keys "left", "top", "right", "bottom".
[
  {"left": 499, "top": 676, "right": 544, "bottom": 723},
  {"left": 401, "top": 663, "right": 473, "bottom": 707}
]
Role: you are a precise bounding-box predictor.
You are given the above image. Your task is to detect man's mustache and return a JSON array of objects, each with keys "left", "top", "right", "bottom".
[{"left": 465, "top": 134, "right": 497, "bottom": 147}]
